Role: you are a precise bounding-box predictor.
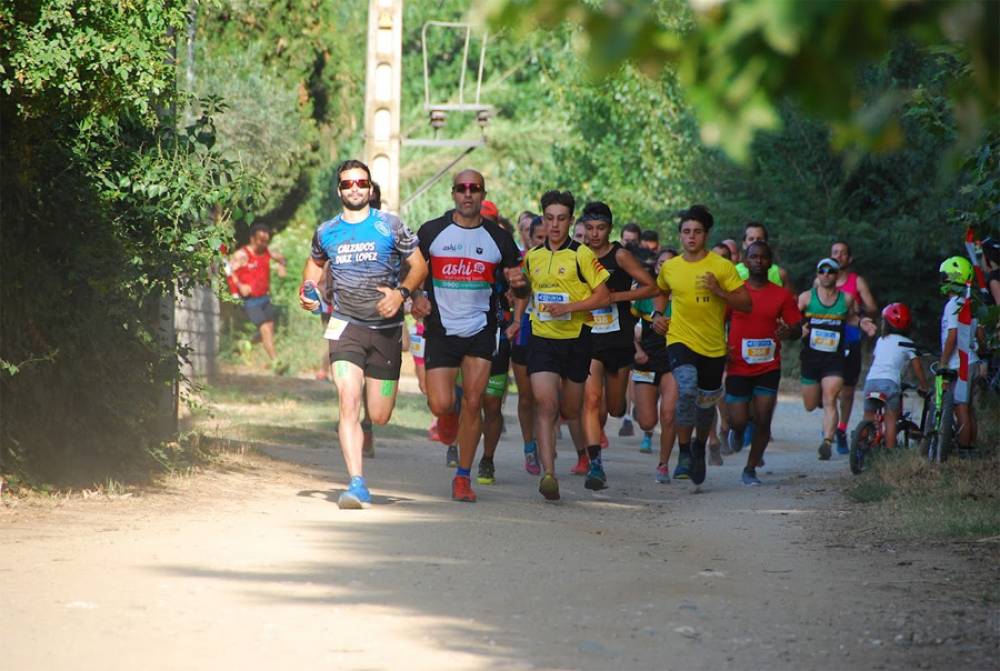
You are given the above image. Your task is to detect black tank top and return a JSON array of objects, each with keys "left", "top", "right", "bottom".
[{"left": 592, "top": 242, "right": 637, "bottom": 351}]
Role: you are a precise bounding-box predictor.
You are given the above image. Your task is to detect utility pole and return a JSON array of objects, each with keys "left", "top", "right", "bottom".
[{"left": 364, "top": 0, "right": 403, "bottom": 214}]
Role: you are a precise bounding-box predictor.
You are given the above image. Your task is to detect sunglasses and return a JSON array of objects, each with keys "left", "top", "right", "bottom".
[
  {"left": 817, "top": 267, "right": 837, "bottom": 275},
  {"left": 339, "top": 178, "right": 371, "bottom": 190},
  {"left": 452, "top": 182, "right": 484, "bottom": 194}
]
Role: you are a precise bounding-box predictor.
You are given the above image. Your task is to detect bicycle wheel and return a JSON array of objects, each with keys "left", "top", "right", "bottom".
[
  {"left": 850, "top": 421, "right": 878, "bottom": 475},
  {"left": 921, "top": 431, "right": 939, "bottom": 463},
  {"left": 937, "top": 387, "right": 956, "bottom": 463}
]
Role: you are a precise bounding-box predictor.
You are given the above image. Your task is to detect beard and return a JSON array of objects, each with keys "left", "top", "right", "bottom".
[{"left": 341, "top": 193, "right": 369, "bottom": 212}]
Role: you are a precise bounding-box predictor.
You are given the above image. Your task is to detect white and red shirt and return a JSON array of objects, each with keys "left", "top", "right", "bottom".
[{"left": 418, "top": 211, "right": 521, "bottom": 338}]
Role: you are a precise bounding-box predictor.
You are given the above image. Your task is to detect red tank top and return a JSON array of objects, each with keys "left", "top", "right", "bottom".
[
  {"left": 838, "top": 271, "right": 861, "bottom": 304},
  {"left": 234, "top": 246, "right": 271, "bottom": 298}
]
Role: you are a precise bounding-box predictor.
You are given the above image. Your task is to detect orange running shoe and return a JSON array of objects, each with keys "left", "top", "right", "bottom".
[
  {"left": 452, "top": 475, "right": 477, "bottom": 502},
  {"left": 570, "top": 451, "right": 589, "bottom": 475},
  {"left": 437, "top": 412, "right": 460, "bottom": 445}
]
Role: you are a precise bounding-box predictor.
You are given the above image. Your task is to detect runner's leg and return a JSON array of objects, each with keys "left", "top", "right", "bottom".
[
  {"left": 747, "top": 393, "right": 777, "bottom": 470},
  {"left": 456, "top": 356, "right": 492, "bottom": 472},
  {"left": 259, "top": 320, "right": 277, "bottom": 360},
  {"left": 332, "top": 361, "right": 366, "bottom": 478},
  {"left": 820, "top": 375, "right": 843, "bottom": 443},
  {"left": 658, "top": 372, "right": 678, "bottom": 469},
  {"left": 512, "top": 362, "right": 535, "bottom": 445},
  {"left": 531, "top": 372, "right": 562, "bottom": 474}
]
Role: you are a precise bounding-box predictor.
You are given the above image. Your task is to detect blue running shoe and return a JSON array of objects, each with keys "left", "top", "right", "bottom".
[
  {"left": 585, "top": 462, "right": 607, "bottom": 490},
  {"left": 741, "top": 468, "right": 762, "bottom": 487},
  {"left": 338, "top": 476, "right": 371, "bottom": 509},
  {"left": 835, "top": 428, "right": 849, "bottom": 455},
  {"left": 639, "top": 432, "right": 653, "bottom": 453},
  {"left": 673, "top": 455, "right": 691, "bottom": 480}
]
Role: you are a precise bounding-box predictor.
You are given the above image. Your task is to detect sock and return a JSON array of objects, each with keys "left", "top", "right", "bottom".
[
  {"left": 644, "top": 431, "right": 653, "bottom": 438},
  {"left": 523, "top": 440, "right": 537, "bottom": 454},
  {"left": 586, "top": 445, "right": 602, "bottom": 463},
  {"left": 679, "top": 442, "right": 691, "bottom": 457},
  {"left": 480, "top": 455, "right": 493, "bottom": 464},
  {"left": 456, "top": 467, "right": 471, "bottom": 478},
  {"left": 576, "top": 447, "right": 586, "bottom": 458},
  {"left": 837, "top": 422, "right": 847, "bottom": 432},
  {"left": 350, "top": 475, "right": 365, "bottom": 486}
]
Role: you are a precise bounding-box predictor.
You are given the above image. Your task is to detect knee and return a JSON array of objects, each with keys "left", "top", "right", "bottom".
[
  {"left": 428, "top": 394, "right": 455, "bottom": 417},
  {"left": 462, "top": 388, "right": 485, "bottom": 414},
  {"left": 368, "top": 409, "right": 392, "bottom": 425},
  {"left": 583, "top": 388, "right": 602, "bottom": 411},
  {"left": 536, "top": 396, "right": 559, "bottom": 418}
]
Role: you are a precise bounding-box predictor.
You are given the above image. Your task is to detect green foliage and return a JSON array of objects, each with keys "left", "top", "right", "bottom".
[
  {"left": 486, "top": 0, "right": 998, "bottom": 161},
  {"left": 1, "top": 1, "right": 261, "bottom": 483}
]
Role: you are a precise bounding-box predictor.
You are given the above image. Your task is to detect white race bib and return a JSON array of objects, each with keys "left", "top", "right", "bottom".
[
  {"left": 324, "top": 317, "right": 349, "bottom": 341},
  {"left": 809, "top": 328, "right": 840, "bottom": 353},
  {"left": 409, "top": 333, "right": 425, "bottom": 358},
  {"left": 631, "top": 369, "right": 656, "bottom": 384},
  {"left": 591, "top": 305, "right": 620, "bottom": 334},
  {"left": 535, "top": 291, "right": 570, "bottom": 321},
  {"left": 741, "top": 338, "right": 776, "bottom": 364}
]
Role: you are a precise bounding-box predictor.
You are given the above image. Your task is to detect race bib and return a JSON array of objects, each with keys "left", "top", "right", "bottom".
[
  {"left": 324, "top": 317, "right": 349, "bottom": 341},
  {"left": 409, "top": 333, "right": 425, "bottom": 358},
  {"left": 631, "top": 369, "right": 656, "bottom": 384},
  {"left": 741, "top": 338, "right": 776, "bottom": 365},
  {"left": 591, "top": 304, "right": 620, "bottom": 334},
  {"left": 809, "top": 328, "right": 840, "bottom": 353},
  {"left": 535, "top": 291, "right": 570, "bottom": 321}
]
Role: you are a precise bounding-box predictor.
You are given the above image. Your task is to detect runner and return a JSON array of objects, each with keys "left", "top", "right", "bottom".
[
  {"left": 577, "top": 201, "right": 657, "bottom": 490},
  {"left": 639, "top": 229, "right": 660, "bottom": 253},
  {"left": 711, "top": 241, "right": 733, "bottom": 262},
  {"left": 620, "top": 222, "right": 641, "bottom": 248},
  {"left": 797, "top": 257, "right": 857, "bottom": 460},
  {"left": 477, "top": 208, "right": 522, "bottom": 486},
  {"left": 730, "top": 221, "right": 794, "bottom": 454},
  {"left": 656, "top": 205, "right": 750, "bottom": 487},
  {"left": 410, "top": 170, "right": 526, "bottom": 503},
  {"left": 632, "top": 248, "right": 678, "bottom": 483},
  {"left": 510, "top": 215, "right": 547, "bottom": 475},
  {"left": 524, "top": 190, "right": 611, "bottom": 501},
  {"left": 300, "top": 159, "right": 428, "bottom": 509},
  {"left": 734, "top": 222, "right": 793, "bottom": 290},
  {"left": 227, "top": 222, "right": 288, "bottom": 372},
  {"left": 829, "top": 241, "right": 878, "bottom": 454},
  {"left": 725, "top": 241, "right": 802, "bottom": 485}
]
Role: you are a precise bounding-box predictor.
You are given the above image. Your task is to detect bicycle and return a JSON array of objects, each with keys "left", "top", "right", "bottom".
[
  {"left": 848, "top": 382, "right": 932, "bottom": 475},
  {"left": 921, "top": 362, "right": 959, "bottom": 463}
]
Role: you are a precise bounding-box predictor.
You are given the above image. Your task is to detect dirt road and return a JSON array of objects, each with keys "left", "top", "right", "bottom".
[{"left": 2, "top": 390, "right": 996, "bottom": 670}]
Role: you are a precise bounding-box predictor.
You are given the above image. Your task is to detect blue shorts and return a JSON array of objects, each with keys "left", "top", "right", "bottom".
[{"left": 243, "top": 295, "right": 275, "bottom": 326}]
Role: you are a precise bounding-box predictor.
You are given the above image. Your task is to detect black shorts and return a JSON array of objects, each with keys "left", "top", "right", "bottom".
[
  {"left": 511, "top": 343, "right": 528, "bottom": 367},
  {"left": 725, "top": 368, "right": 781, "bottom": 402},
  {"left": 527, "top": 329, "right": 593, "bottom": 383},
  {"left": 843, "top": 343, "right": 862, "bottom": 387},
  {"left": 424, "top": 327, "right": 497, "bottom": 370},
  {"left": 491, "top": 337, "right": 512, "bottom": 376},
  {"left": 632, "top": 349, "right": 671, "bottom": 386},
  {"left": 592, "top": 345, "right": 635, "bottom": 373},
  {"left": 329, "top": 323, "right": 403, "bottom": 380},
  {"left": 243, "top": 295, "right": 275, "bottom": 326},
  {"left": 800, "top": 353, "right": 844, "bottom": 385},
  {"left": 667, "top": 343, "right": 725, "bottom": 390}
]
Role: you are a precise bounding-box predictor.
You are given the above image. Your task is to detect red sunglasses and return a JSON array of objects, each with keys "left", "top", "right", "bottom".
[
  {"left": 339, "top": 178, "right": 371, "bottom": 190},
  {"left": 452, "top": 182, "right": 484, "bottom": 194}
]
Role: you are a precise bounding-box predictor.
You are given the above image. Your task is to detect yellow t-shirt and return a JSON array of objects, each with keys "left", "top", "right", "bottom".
[
  {"left": 525, "top": 238, "right": 610, "bottom": 339},
  {"left": 656, "top": 252, "right": 743, "bottom": 357}
]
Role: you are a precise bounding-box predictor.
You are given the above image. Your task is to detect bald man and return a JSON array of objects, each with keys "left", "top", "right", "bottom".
[{"left": 411, "top": 169, "right": 529, "bottom": 502}]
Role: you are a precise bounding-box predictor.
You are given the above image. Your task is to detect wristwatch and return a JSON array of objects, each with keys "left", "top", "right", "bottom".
[
  {"left": 397, "top": 286, "right": 411, "bottom": 300},
  {"left": 650, "top": 310, "right": 663, "bottom": 319}
]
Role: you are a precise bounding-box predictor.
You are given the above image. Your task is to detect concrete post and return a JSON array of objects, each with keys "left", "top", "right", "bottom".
[{"left": 364, "top": 0, "right": 403, "bottom": 214}]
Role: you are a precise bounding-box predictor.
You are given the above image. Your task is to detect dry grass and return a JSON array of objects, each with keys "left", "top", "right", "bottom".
[{"left": 845, "top": 392, "right": 1000, "bottom": 538}]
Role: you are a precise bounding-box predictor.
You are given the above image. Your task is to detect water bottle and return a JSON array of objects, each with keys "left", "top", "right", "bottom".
[{"left": 303, "top": 280, "right": 324, "bottom": 316}]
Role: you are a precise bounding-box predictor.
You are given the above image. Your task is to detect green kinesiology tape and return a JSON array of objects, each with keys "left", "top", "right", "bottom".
[{"left": 380, "top": 379, "right": 396, "bottom": 397}]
